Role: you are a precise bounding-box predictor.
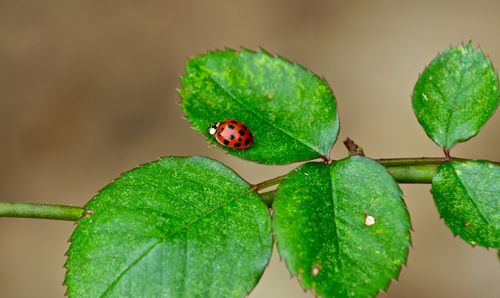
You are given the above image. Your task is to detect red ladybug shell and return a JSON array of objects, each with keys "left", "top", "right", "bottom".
[{"left": 208, "top": 119, "right": 253, "bottom": 150}]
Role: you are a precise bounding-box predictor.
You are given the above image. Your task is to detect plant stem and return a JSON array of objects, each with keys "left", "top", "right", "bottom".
[
  {"left": 252, "top": 173, "right": 288, "bottom": 191},
  {"left": 377, "top": 157, "right": 500, "bottom": 182},
  {"left": 253, "top": 157, "right": 500, "bottom": 205},
  {"left": 377, "top": 157, "right": 450, "bottom": 166},
  {"left": 256, "top": 164, "right": 438, "bottom": 206},
  {"left": 384, "top": 164, "right": 438, "bottom": 183},
  {"left": 1, "top": 157, "right": 498, "bottom": 220},
  {"left": 0, "top": 202, "right": 85, "bottom": 221},
  {"left": 252, "top": 157, "right": 456, "bottom": 192},
  {"left": 377, "top": 157, "right": 462, "bottom": 166}
]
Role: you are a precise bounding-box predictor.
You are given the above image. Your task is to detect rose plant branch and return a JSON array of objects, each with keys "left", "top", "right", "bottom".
[
  {"left": 1, "top": 156, "right": 498, "bottom": 220},
  {"left": 0, "top": 201, "right": 85, "bottom": 221}
]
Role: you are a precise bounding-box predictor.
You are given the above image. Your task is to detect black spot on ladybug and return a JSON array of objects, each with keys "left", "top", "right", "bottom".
[
  {"left": 228, "top": 124, "right": 235, "bottom": 129},
  {"left": 223, "top": 140, "right": 230, "bottom": 145},
  {"left": 234, "top": 143, "right": 241, "bottom": 148},
  {"left": 245, "top": 138, "right": 251, "bottom": 145},
  {"left": 229, "top": 134, "right": 235, "bottom": 140},
  {"left": 239, "top": 129, "right": 246, "bottom": 136},
  {"left": 241, "top": 125, "right": 248, "bottom": 130},
  {"left": 238, "top": 137, "right": 242, "bottom": 142},
  {"left": 231, "top": 120, "right": 238, "bottom": 124}
]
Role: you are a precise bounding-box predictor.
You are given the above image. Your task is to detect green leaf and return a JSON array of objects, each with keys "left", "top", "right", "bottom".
[
  {"left": 65, "top": 156, "right": 272, "bottom": 297},
  {"left": 431, "top": 160, "right": 500, "bottom": 247},
  {"left": 179, "top": 48, "right": 339, "bottom": 164},
  {"left": 412, "top": 43, "right": 500, "bottom": 149},
  {"left": 273, "top": 156, "right": 411, "bottom": 298}
]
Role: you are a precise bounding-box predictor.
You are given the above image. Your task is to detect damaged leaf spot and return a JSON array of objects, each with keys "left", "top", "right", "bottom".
[
  {"left": 273, "top": 158, "right": 411, "bottom": 297},
  {"left": 83, "top": 209, "right": 94, "bottom": 217},
  {"left": 311, "top": 264, "right": 321, "bottom": 277},
  {"left": 365, "top": 214, "right": 376, "bottom": 226},
  {"left": 432, "top": 160, "right": 500, "bottom": 247}
]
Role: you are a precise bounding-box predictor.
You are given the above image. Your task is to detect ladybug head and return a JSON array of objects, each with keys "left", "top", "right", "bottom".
[{"left": 207, "top": 123, "right": 219, "bottom": 135}]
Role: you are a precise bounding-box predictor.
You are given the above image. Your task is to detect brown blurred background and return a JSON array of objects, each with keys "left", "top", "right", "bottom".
[{"left": 0, "top": 1, "right": 499, "bottom": 297}]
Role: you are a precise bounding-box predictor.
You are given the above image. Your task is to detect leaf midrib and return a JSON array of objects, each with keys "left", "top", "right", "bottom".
[
  {"left": 97, "top": 189, "right": 254, "bottom": 297},
  {"left": 327, "top": 166, "right": 347, "bottom": 289},
  {"left": 205, "top": 69, "right": 325, "bottom": 157},
  {"left": 448, "top": 163, "right": 494, "bottom": 229},
  {"left": 444, "top": 55, "right": 467, "bottom": 148}
]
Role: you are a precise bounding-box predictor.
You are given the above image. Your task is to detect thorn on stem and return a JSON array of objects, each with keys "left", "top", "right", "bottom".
[
  {"left": 444, "top": 149, "right": 452, "bottom": 160},
  {"left": 83, "top": 209, "right": 94, "bottom": 217},
  {"left": 343, "top": 137, "right": 365, "bottom": 156}
]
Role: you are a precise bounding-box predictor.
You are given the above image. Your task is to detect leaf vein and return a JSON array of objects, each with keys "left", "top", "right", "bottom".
[
  {"left": 98, "top": 189, "right": 254, "bottom": 297},
  {"left": 99, "top": 240, "right": 162, "bottom": 297},
  {"left": 205, "top": 71, "right": 323, "bottom": 156},
  {"left": 327, "top": 168, "right": 347, "bottom": 289},
  {"left": 449, "top": 164, "right": 493, "bottom": 228},
  {"left": 444, "top": 58, "right": 467, "bottom": 147}
]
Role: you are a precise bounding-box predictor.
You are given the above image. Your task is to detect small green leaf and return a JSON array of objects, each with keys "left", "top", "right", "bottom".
[
  {"left": 431, "top": 160, "right": 500, "bottom": 247},
  {"left": 65, "top": 156, "right": 272, "bottom": 297},
  {"left": 273, "top": 156, "right": 411, "bottom": 298},
  {"left": 412, "top": 43, "right": 500, "bottom": 149},
  {"left": 179, "top": 48, "right": 339, "bottom": 164}
]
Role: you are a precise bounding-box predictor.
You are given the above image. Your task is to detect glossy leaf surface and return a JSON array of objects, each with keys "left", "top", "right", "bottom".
[
  {"left": 65, "top": 156, "right": 272, "bottom": 297},
  {"left": 273, "top": 156, "right": 411, "bottom": 298},
  {"left": 412, "top": 43, "right": 499, "bottom": 149},
  {"left": 180, "top": 49, "right": 339, "bottom": 164},
  {"left": 432, "top": 160, "right": 500, "bottom": 247}
]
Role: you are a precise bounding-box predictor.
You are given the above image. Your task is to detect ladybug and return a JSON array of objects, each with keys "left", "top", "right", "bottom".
[{"left": 208, "top": 119, "right": 254, "bottom": 150}]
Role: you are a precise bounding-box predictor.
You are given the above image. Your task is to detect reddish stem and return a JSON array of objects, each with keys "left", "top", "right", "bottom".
[{"left": 444, "top": 149, "right": 452, "bottom": 160}]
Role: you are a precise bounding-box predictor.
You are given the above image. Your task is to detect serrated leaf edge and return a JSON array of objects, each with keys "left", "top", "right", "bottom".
[
  {"left": 272, "top": 158, "right": 412, "bottom": 298},
  {"left": 63, "top": 156, "right": 273, "bottom": 297},
  {"left": 411, "top": 41, "right": 500, "bottom": 150},
  {"left": 178, "top": 47, "right": 339, "bottom": 164},
  {"left": 431, "top": 160, "right": 500, "bottom": 248}
]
